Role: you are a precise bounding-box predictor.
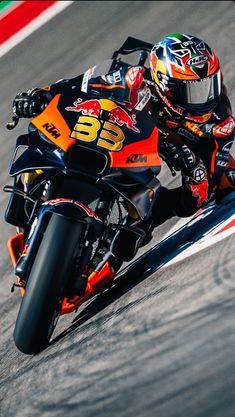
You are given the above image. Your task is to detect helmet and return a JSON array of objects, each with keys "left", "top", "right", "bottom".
[{"left": 150, "top": 33, "right": 221, "bottom": 117}]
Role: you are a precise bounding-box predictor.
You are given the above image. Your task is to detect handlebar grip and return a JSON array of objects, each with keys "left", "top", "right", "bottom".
[{"left": 6, "top": 114, "right": 19, "bottom": 130}]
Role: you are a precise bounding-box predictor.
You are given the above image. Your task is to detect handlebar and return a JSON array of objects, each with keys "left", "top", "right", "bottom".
[{"left": 6, "top": 114, "right": 19, "bottom": 130}]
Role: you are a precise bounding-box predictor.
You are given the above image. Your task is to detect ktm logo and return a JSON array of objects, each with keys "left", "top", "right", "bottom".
[
  {"left": 184, "top": 121, "right": 204, "bottom": 137},
  {"left": 42, "top": 122, "right": 61, "bottom": 139},
  {"left": 126, "top": 154, "right": 147, "bottom": 163}
]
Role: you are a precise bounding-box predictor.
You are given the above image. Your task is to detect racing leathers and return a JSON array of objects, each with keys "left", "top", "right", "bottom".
[{"left": 12, "top": 59, "right": 235, "bottom": 227}]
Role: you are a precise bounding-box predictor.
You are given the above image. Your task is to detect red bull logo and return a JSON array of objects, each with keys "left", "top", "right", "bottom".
[
  {"left": 66, "top": 98, "right": 140, "bottom": 133},
  {"left": 190, "top": 179, "right": 210, "bottom": 207},
  {"left": 108, "top": 105, "right": 139, "bottom": 133},
  {"left": 66, "top": 98, "right": 101, "bottom": 117}
]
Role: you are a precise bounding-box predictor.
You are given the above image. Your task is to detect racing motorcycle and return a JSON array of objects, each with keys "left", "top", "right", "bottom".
[{"left": 4, "top": 37, "right": 163, "bottom": 355}]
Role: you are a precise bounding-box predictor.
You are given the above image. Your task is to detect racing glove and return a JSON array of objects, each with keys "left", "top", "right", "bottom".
[
  {"left": 159, "top": 140, "right": 184, "bottom": 172},
  {"left": 159, "top": 138, "right": 211, "bottom": 207},
  {"left": 183, "top": 160, "right": 212, "bottom": 207},
  {"left": 12, "top": 88, "right": 52, "bottom": 118},
  {"left": 159, "top": 139, "right": 199, "bottom": 174}
]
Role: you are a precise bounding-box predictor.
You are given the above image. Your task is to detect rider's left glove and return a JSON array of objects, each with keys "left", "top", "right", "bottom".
[{"left": 12, "top": 88, "right": 52, "bottom": 118}]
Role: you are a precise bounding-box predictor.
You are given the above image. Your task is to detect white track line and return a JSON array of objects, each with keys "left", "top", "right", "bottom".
[
  {"left": 162, "top": 214, "right": 235, "bottom": 269},
  {"left": 0, "top": 1, "right": 74, "bottom": 58}
]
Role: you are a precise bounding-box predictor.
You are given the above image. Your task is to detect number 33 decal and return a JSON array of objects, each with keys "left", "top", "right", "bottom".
[{"left": 71, "top": 116, "right": 125, "bottom": 151}]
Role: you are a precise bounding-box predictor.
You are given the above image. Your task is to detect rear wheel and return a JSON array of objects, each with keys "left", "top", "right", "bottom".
[{"left": 13, "top": 214, "right": 84, "bottom": 354}]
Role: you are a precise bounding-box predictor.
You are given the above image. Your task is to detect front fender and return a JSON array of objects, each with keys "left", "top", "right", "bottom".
[
  {"left": 15, "top": 199, "right": 103, "bottom": 280},
  {"left": 31, "top": 198, "right": 103, "bottom": 245}
]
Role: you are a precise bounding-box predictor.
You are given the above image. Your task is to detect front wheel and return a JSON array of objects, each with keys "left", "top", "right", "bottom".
[{"left": 13, "top": 214, "right": 84, "bottom": 354}]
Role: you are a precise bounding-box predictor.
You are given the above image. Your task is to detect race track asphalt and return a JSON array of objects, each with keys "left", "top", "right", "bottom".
[{"left": 0, "top": 2, "right": 235, "bottom": 417}]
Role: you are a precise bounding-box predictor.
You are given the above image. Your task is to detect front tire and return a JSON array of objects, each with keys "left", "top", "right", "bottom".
[{"left": 13, "top": 214, "right": 84, "bottom": 354}]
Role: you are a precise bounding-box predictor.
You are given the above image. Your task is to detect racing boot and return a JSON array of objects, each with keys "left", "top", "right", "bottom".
[{"left": 151, "top": 185, "right": 201, "bottom": 228}]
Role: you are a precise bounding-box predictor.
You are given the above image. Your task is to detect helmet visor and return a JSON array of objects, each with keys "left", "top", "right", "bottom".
[
  {"left": 168, "top": 70, "right": 221, "bottom": 114},
  {"left": 184, "top": 71, "right": 221, "bottom": 105}
]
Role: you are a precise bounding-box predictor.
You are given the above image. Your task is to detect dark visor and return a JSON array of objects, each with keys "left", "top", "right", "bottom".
[{"left": 183, "top": 71, "right": 221, "bottom": 105}]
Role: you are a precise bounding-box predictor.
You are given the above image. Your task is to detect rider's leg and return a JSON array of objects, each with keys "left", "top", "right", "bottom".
[{"left": 151, "top": 185, "right": 200, "bottom": 228}]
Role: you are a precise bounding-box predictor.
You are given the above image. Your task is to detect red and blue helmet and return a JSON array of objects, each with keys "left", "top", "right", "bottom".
[{"left": 150, "top": 33, "right": 221, "bottom": 117}]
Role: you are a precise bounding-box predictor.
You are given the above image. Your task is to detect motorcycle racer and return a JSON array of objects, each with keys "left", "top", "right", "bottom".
[{"left": 11, "top": 33, "right": 235, "bottom": 229}]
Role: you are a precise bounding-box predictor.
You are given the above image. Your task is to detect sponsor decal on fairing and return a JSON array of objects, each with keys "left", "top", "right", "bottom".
[
  {"left": 126, "top": 154, "right": 148, "bottom": 163},
  {"left": 106, "top": 70, "right": 122, "bottom": 84},
  {"left": 135, "top": 88, "right": 151, "bottom": 111},
  {"left": 42, "top": 122, "right": 61, "bottom": 139},
  {"left": 66, "top": 98, "right": 140, "bottom": 133},
  {"left": 81, "top": 67, "right": 95, "bottom": 93}
]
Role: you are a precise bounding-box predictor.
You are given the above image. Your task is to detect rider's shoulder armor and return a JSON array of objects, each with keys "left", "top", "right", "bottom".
[
  {"left": 163, "top": 94, "right": 235, "bottom": 144},
  {"left": 210, "top": 91, "right": 235, "bottom": 140}
]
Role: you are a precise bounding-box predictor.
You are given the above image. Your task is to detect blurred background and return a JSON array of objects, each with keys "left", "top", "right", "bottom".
[{"left": 1, "top": 2, "right": 235, "bottom": 417}]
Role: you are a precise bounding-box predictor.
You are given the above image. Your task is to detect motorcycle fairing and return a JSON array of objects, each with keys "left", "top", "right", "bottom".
[
  {"left": 100, "top": 171, "right": 161, "bottom": 220},
  {"left": 9, "top": 130, "right": 66, "bottom": 176},
  {"left": 110, "top": 127, "right": 160, "bottom": 168},
  {"left": 31, "top": 94, "right": 76, "bottom": 152},
  {"left": 31, "top": 92, "right": 161, "bottom": 169}
]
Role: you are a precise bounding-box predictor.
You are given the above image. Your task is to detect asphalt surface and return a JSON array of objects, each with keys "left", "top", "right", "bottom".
[{"left": 1, "top": 2, "right": 235, "bottom": 417}]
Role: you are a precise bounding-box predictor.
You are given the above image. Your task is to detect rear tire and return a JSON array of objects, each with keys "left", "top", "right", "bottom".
[{"left": 13, "top": 214, "right": 84, "bottom": 354}]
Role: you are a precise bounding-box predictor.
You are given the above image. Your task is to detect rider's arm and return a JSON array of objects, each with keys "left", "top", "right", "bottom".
[
  {"left": 209, "top": 88, "right": 235, "bottom": 187},
  {"left": 12, "top": 78, "right": 75, "bottom": 118},
  {"left": 210, "top": 127, "right": 235, "bottom": 186},
  {"left": 12, "top": 59, "right": 147, "bottom": 119},
  {"left": 158, "top": 127, "right": 205, "bottom": 175},
  {"left": 158, "top": 128, "right": 210, "bottom": 207}
]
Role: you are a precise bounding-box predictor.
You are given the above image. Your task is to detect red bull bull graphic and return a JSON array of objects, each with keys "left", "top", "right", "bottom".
[
  {"left": 190, "top": 179, "right": 210, "bottom": 207},
  {"left": 65, "top": 98, "right": 102, "bottom": 117},
  {"left": 108, "top": 106, "right": 139, "bottom": 133},
  {"left": 66, "top": 98, "right": 140, "bottom": 133}
]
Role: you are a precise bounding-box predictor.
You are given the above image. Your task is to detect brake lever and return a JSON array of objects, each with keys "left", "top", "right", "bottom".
[{"left": 6, "top": 114, "right": 19, "bottom": 130}]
